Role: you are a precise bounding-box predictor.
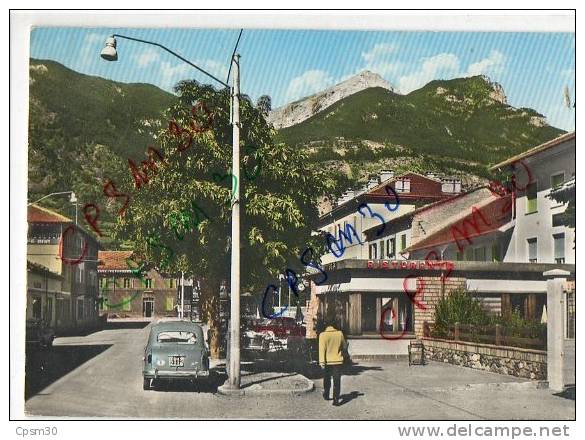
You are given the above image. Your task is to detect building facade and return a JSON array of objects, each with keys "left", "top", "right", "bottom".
[
  {"left": 305, "top": 133, "right": 576, "bottom": 356},
  {"left": 490, "top": 131, "right": 575, "bottom": 265},
  {"left": 98, "top": 251, "right": 179, "bottom": 319},
  {"left": 27, "top": 204, "right": 100, "bottom": 333},
  {"left": 26, "top": 261, "right": 63, "bottom": 327}
]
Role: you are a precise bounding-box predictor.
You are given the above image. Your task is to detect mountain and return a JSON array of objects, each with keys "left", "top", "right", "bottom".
[
  {"left": 277, "top": 75, "right": 564, "bottom": 187},
  {"left": 28, "top": 59, "right": 565, "bottom": 242},
  {"left": 28, "top": 58, "right": 175, "bottom": 246},
  {"left": 268, "top": 70, "right": 393, "bottom": 129}
]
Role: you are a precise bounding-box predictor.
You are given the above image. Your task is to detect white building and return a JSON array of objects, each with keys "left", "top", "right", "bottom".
[{"left": 490, "top": 131, "right": 575, "bottom": 265}]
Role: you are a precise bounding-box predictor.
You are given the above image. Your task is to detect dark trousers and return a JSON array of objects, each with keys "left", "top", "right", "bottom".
[{"left": 323, "top": 364, "right": 342, "bottom": 401}]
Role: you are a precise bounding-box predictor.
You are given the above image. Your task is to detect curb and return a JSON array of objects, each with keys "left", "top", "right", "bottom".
[
  {"left": 350, "top": 354, "right": 408, "bottom": 361},
  {"left": 217, "top": 378, "right": 314, "bottom": 397},
  {"left": 416, "top": 380, "right": 547, "bottom": 393}
]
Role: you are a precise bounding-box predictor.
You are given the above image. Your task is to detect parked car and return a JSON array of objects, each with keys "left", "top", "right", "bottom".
[
  {"left": 142, "top": 320, "right": 210, "bottom": 390},
  {"left": 26, "top": 318, "right": 55, "bottom": 349},
  {"left": 242, "top": 317, "right": 306, "bottom": 357}
]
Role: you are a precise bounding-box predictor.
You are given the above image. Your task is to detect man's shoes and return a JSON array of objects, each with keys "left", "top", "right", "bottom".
[
  {"left": 322, "top": 392, "right": 331, "bottom": 401},
  {"left": 332, "top": 399, "right": 341, "bottom": 406}
]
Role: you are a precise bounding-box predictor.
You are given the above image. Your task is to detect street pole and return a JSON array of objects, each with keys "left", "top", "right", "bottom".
[
  {"left": 180, "top": 271, "right": 185, "bottom": 319},
  {"left": 228, "top": 54, "right": 241, "bottom": 389}
]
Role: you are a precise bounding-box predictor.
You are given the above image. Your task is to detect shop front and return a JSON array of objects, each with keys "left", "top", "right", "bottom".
[
  {"left": 307, "top": 259, "right": 575, "bottom": 356},
  {"left": 314, "top": 270, "right": 419, "bottom": 340}
]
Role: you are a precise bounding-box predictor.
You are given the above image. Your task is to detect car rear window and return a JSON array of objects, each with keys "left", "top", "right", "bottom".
[{"left": 156, "top": 331, "right": 197, "bottom": 344}]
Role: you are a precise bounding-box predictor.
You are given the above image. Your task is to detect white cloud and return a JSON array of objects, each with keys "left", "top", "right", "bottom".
[
  {"left": 135, "top": 49, "right": 160, "bottom": 68},
  {"left": 285, "top": 69, "right": 335, "bottom": 101},
  {"left": 361, "top": 43, "right": 399, "bottom": 63},
  {"left": 466, "top": 50, "right": 505, "bottom": 77},
  {"left": 398, "top": 53, "right": 460, "bottom": 93},
  {"left": 159, "top": 58, "right": 229, "bottom": 90},
  {"left": 196, "top": 59, "right": 229, "bottom": 84},
  {"left": 160, "top": 61, "right": 192, "bottom": 89}
]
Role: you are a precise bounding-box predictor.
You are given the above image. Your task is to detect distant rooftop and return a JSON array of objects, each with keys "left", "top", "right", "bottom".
[
  {"left": 28, "top": 204, "right": 72, "bottom": 223},
  {"left": 98, "top": 250, "right": 135, "bottom": 271}
]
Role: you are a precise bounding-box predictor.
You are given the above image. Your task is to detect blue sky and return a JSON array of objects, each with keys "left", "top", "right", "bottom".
[{"left": 30, "top": 28, "right": 575, "bottom": 130}]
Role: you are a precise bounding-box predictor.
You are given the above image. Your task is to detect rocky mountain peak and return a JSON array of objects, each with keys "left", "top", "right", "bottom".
[
  {"left": 478, "top": 74, "right": 508, "bottom": 105},
  {"left": 268, "top": 70, "right": 394, "bottom": 129}
]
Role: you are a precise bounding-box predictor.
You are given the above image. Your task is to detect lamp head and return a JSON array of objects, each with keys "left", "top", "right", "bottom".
[{"left": 100, "top": 36, "right": 118, "bottom": 61}]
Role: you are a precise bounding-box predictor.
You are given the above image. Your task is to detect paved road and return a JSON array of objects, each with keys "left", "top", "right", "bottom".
[{"left": 25, "top": 321, "right": 575, "bottom": 419}]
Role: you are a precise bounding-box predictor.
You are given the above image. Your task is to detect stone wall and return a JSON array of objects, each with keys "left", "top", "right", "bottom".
[{"left": 423, "top": 337, "right": 546, "bottom": 380}]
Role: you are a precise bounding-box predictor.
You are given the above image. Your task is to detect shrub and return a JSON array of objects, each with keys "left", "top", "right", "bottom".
[{"left": 433, "top": 287, "right": 490, "bottom": 338}]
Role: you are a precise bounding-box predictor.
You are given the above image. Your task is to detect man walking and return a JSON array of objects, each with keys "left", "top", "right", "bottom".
[{"left": 319, "top": 316, "right": 346, "bottom": 406}]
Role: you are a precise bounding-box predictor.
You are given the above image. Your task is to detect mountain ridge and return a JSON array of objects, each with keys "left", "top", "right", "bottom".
[{"left": 268, "top": 70, "right": 393, "bottom": 129}]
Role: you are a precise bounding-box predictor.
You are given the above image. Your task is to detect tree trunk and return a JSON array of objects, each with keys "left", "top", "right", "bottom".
[{"left": 200, "top": 278, "right": 221, "bottom": 359}]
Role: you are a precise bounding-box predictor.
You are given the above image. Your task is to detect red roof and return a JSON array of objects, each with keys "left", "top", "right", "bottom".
[
  {"left": 406, "top": 194, "right": 512, "bottom": 252},
  {"left": 98, "top": 251, "right": 134, "bottom": 271},
  {"left": 28, "top": 204, "right": 72, "bottom": 223}
]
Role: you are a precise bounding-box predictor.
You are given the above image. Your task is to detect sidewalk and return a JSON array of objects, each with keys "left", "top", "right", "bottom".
[{"left": 215, "top": 359, "right": 315, "bottom": 396}]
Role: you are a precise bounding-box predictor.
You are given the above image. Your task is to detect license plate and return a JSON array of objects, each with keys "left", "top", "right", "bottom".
[{"left": 169, "top": 356, "right": 184, "bottom": 367}]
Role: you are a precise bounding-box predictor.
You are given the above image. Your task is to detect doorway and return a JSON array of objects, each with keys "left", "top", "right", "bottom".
[{"left": 143, "top": 298, "right": 154, "bottom": 318}]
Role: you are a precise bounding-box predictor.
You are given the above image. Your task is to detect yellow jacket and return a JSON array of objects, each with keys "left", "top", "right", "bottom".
[{"left": 319, "top": 326, "right": 346, "bottom": 366}]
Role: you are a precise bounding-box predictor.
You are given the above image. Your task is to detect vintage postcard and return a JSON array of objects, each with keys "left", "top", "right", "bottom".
[{"left": 10, "top": 9, "right": 576, "bottom": 428}]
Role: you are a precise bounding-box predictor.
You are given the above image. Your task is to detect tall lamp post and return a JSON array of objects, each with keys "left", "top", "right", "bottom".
[{"left": 100, "top": 34, "right": 242, "bottom": 389}]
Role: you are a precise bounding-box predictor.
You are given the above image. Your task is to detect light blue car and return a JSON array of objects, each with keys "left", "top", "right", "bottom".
[{"left": 142, "top": 321, "right": 210, "bottom": 390}]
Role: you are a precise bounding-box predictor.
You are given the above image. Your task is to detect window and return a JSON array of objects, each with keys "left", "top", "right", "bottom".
[
  {"left": 395, "top": 179, "right": 411, "bottom": 193},
  {"left": 400, "top": 234, "right": 407, "bottom": 251},
  {"left": 473, "top": 247, "right": 486, "bottom": 261},
  {"left": 157, "top": 331, "right": 196, "bottom": 344},
  {"left": 552, "top": 213, "right": 564, "bottom": 227},
  {"left": 456, "top": 251, "right": 463, "bottom": 261},
  {"left": 123, "top": 278, "right": 131, "bottom": 288},
  {"left": 32, "top": 296, "right": 42, "bottom": 319},
  {"left": 464, "top": 247, "right": 473, "bottom": 261},
  {"left": 144, "top": 278, "right": 153, "bottom": 289},
  {"left": 527, "top": 238, "right": 537, "bottom": 263},
  {"left": 379, "top": 240, "right": 385, "bottom": 259},
  {"left": 491, "top": 243, "right": 502, "bottom": 262},
  {"left": 165, "top": 297, "right": 175, "bottom": 312},
  {"left": 551, "top": 172, "right": 565, "bottom": 189},
  {"left": 387, "top": 238, "right": 396, "bottom": 258},
  {"left": 123, "top": 296, "right": 132, "bottom": 312},
  {"left": 554, "top": 233, "right": 565, "bottom": 264},
  {"left": 526, "top": 182, "right": 537, "bottom": 214},
  {"left": 368, "top": 243, "right": 378, "bottom": 259}
]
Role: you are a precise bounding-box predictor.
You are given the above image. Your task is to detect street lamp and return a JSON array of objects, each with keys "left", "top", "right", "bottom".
[{"left": 100, "top": 34, "right": 242, "bottom": 389}]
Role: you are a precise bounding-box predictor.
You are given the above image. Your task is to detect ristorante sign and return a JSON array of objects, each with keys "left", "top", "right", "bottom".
[{"left": 367, "top": 259, "right": 454, "bottom": 271}]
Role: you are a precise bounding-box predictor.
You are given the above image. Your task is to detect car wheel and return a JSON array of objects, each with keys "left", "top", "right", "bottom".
[{"left": 143, "top": 377, "right": 151, "bottom": 390}]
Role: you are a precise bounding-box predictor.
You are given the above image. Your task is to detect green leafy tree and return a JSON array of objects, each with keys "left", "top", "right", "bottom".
[
  {"left": 113, "top": 81, "right": 335, "bottom": 358},
  {"left": 256, "top": 95, "right": 272, "bottom": 116}
]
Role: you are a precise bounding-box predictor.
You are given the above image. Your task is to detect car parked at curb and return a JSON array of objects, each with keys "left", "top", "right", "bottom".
[{"left": 142, "top": 320, "right": 210, "bottom": 390}]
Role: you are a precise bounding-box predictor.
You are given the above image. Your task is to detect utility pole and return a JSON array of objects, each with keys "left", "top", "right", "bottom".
[
  {"left": 180, "top": 271, "right": 185, "bottom": 319},
  {"left": 227, "top": 54, "right": 241, "bottom": 389}
]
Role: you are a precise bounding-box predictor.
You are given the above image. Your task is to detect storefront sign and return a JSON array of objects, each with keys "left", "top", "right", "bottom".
[{"left": 367, "top": 260, "right": 453, "bottom": 270}]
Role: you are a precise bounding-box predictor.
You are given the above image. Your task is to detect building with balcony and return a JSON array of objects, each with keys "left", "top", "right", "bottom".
[{"left": 27, "top": 204, "right": 100, "bottom": 333}]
